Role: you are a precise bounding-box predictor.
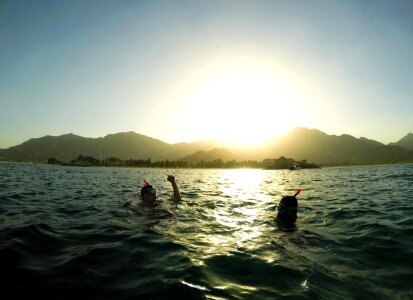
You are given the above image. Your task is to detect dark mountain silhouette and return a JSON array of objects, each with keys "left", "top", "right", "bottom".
[
  {"left": 99, "top": 132, "right": 170, "bottom": 160},
  {"left": 179, "top": 148, "right": 236, "bottom": 163},
  {"left": 269, "top": 128, "right": 387, "bottom": 164},
  {"left": 0, "top": 134, "right": 100, "bottom": 163},
  {"left": 0, "top": 128, "right": 412, "bottom": 166},
  {"left": 265, "top": 128, "right": 413, "bottom": 165},
  {"left": 166, "top": 140, "right": 222, "bottom": 160},
  {"left": 389, "top": 133, "right": 413, "bottom": 150},
  {"left": 0, "top": 132, "right": 219, "bottom": 163}
]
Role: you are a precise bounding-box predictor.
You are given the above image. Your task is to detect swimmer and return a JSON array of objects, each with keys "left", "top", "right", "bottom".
[
  {"left": 276, "top": 189, "right": 301, "bottom": 223},
  {"left": 140, "top": 175, "right": 181, "bottom": 207}
]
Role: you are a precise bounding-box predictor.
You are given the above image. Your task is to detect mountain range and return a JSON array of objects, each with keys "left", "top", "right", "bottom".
[
  {"left": 0, "top": 128, "right": 412, "bottom": 166},
  {"left": 389, "top": 133, "right": 413, "bottom": 150}
]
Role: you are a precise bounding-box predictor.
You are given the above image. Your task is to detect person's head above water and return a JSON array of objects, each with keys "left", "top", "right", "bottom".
[
  {"left": 141, "top": 182, "right": 160, "bottom": 206},
  {"left": 276, "top": 189, "right": 301, "bottom": 223}
]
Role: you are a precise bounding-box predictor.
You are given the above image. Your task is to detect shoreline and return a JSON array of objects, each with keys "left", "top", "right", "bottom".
[{"left": 1, "top": 159, "right": 412, "bottom": 170}]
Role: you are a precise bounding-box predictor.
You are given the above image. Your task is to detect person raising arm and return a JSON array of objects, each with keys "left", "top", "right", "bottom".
[
  {"left": 140, "top": 175, "right": 181, "bottom": 206},
  {"left": 167, "top": 175, "right": 181, "bottom": 201}
]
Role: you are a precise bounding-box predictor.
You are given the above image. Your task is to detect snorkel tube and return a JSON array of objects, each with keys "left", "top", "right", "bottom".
[
  {"left": 294, "top": 189, "right": 302, "bottom": 198},
  {"left": 141, "top": 179, "right": 152, "bottom": 199}
]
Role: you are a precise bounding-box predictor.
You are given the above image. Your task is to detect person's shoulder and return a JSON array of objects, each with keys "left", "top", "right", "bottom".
[{"left": 141, "top": 199, "right": 162, "bottom": 207}]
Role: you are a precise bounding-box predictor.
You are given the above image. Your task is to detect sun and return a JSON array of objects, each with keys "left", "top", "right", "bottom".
[{"left": 179, "top": 66, "right": 302, "bottom": 146}]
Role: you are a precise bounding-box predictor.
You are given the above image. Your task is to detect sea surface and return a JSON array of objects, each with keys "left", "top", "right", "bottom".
[{"left": 1, "top": 162, "right": 412, "bottom": 299}]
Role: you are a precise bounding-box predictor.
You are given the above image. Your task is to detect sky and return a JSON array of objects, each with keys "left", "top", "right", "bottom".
[{"left": 1, "top": 0, "right": 413, "bottom": 148}]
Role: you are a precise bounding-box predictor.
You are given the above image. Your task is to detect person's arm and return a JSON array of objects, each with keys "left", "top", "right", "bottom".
[{"left": 167, "top": 175, "right": 181, "bottom": 201}]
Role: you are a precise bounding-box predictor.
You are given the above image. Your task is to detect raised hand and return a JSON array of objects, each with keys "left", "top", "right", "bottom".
[
  {"left": 167, "top": 175, "right": 181, "bottom": 200},
  {"left": 167, "top": 175, "right": 175, "bottom": 183}
]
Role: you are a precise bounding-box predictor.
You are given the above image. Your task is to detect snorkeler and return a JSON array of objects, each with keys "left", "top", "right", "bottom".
[
  {"left": 276, "top": 189, "right": 301, "bottom": 223},
  {"left": 140, "top": 175, "right": 181, "bottom": 206}
]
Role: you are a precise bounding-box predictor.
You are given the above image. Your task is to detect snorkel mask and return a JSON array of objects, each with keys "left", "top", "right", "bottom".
[
  {"left": 276, "top": 189, "right": 301, "bottom": 222},
  {"left": 141, "top": 179, "right": 159, "bottom": 199}
]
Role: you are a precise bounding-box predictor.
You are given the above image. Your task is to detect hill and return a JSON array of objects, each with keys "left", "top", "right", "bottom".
[
  {"left": 179, "top": 148, "right": 236, "bottom": 163},
  {"left": 268, "top": 128, "right": 389, "bottom": 164},
  {"left": 0, "top": 132, "right": 219, "bottom": 163},
  {"left": 389, "top": 133, "right": 413, "bottom": 150},
  {"left": 0, "top": 134, "right": 100, "bottom": 163}
]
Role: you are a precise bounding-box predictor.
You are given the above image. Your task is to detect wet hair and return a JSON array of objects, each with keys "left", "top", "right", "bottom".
[
  {"left": 277, "top": 195, "right": 298, "bottom": 223},
  {"left": 141, "top": 184, "right": 154, "bottom": 199},
  {"left": 281, "top": 196, "right": 298, "bottom": 209}
]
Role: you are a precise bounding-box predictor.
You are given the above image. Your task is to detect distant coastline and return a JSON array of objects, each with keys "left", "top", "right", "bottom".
[
  {"left": 45, "top": 155, "right": 320, "bottom": 170},
  {"left": 2, "top": 158, "right": 413, "bottom": 170}
]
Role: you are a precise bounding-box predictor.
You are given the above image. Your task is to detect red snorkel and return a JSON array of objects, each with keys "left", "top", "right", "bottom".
[
  {"left": 143, "top": 179, "right": 150, "bottom": 186},
  {"left": 294, "top": 189, "right": 302, "bottom": 198}
]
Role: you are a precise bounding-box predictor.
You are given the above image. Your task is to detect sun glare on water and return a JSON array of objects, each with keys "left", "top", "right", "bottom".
[{"left": 180, "top": 66, "right": 303, "bottom": 146}]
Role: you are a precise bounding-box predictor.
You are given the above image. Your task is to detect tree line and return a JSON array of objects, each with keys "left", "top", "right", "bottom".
[{"left": 48, "top": 155, "right": 319, "bottom": 169}]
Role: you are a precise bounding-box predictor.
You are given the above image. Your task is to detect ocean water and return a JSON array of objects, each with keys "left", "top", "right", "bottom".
[{"left": 1, "top": 162, "right": 412, "bottom": 300}]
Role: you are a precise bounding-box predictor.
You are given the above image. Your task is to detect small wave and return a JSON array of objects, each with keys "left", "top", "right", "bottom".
[
  {"left": 181, "top": 191, "right": 199, "bottom": 198},
  {"left": 55, "top": 206, "right": 83, "bottom": 215},
  {"left": 203, "top": 251, "right": 304, "bottom": 298}
]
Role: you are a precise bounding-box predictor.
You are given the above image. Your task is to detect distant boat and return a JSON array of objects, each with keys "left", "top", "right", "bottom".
[{"left": 289, "top": 163, "right": 301, "bottom": 170}]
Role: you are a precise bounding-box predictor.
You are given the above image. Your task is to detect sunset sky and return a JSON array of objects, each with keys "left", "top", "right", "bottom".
[{"left": 1, "top": 0, "right": 412, "bottom": 148}]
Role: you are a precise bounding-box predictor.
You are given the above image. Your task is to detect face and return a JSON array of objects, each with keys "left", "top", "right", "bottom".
[
  {"left": 276, "top": 203, "right": 288, "bottom": 217},
  {"left": 276, "top": 200, "right": 297, "bottom": 221},
  {"left": 142, "top": 188, "right": 159, "bottom": 204}
]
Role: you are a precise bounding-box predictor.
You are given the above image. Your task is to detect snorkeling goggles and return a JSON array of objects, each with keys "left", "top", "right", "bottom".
[
  {"left": 276, "top": 189, "right": 302, "bottom": 211},
  {"left": 276, "top": 202, "right": 298, "bottom": 211},
  {"left": 142, "top": 179, "right": 159, "bottom": 198},
  {"left": 145, "top": 188, "right": 159, "bottom": 196}
]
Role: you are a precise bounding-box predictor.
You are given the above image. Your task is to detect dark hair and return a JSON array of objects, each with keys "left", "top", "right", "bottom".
[
  {"left": 281, "top": 196, "right": 298, "bottom": 208},
  {"left": 141, "top": 185, "right": 154, "bottom": 199},
  {"left": 277, "top": 196, "right": 298, "bottom": 223}
]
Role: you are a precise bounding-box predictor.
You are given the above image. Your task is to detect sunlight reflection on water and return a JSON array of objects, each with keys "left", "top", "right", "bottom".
[{"left": 202, "top": 169, "right": 273, "bottom": 255}]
